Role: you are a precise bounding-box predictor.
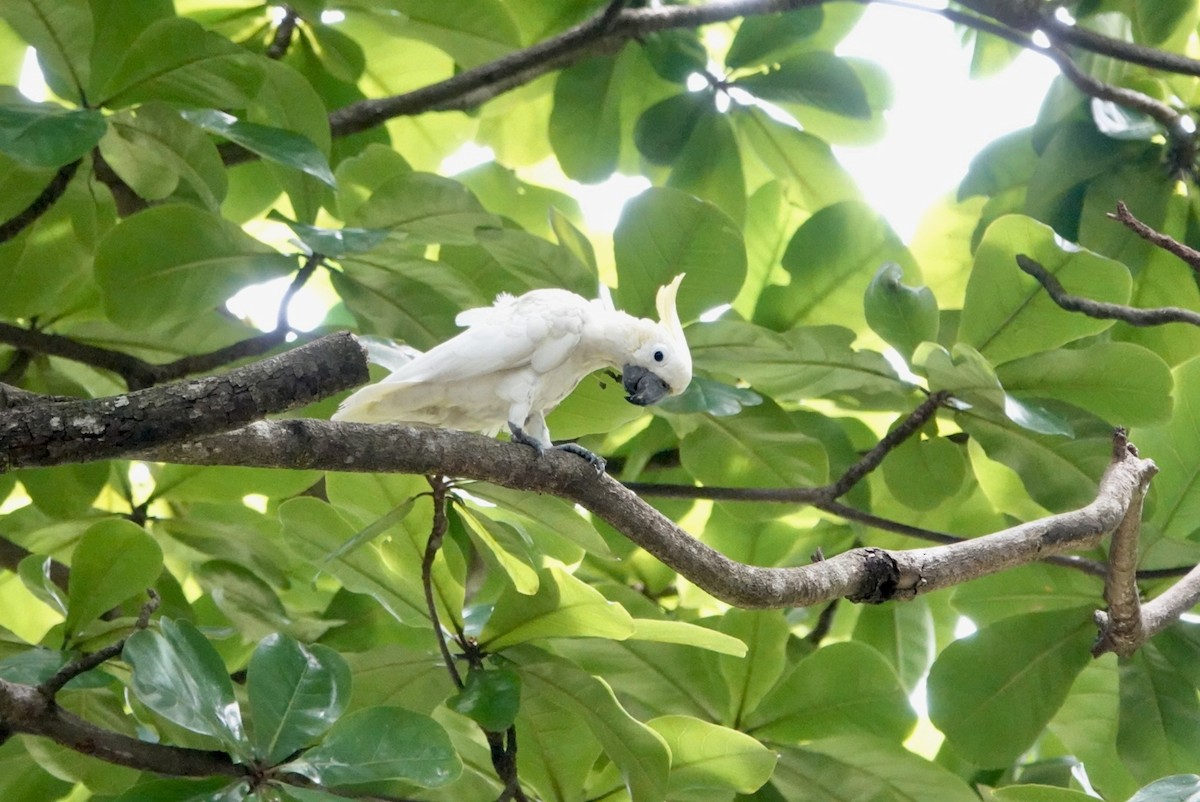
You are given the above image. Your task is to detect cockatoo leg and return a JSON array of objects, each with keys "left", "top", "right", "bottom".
[{"left": 507, "top": 418, "right": 606, "bottom": 474}]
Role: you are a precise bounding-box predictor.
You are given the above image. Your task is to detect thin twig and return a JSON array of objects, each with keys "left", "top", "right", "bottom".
[
  {"left": 39, "top": 590, "right": 160, "bottom": 699},
  {"left": 1108, "top": 201, "right": 1200, "bottom": 271},
  {"left": 1017, "top": 254, "right": 1200, "bottom": 327},
  {"left": 423, "top": 476, "right": 463, "bottom": 689},
  {"left": 0, "top": 160, "right": 81, "bottom": 245},
  {"left": 265, "top": 5, "right": 299, "bottom": 59}
]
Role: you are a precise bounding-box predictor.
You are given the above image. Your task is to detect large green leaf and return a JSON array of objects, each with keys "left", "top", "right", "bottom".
[
  {"left": 549, "top": 54, "right": 624, "bottom": 183},
  {"left": 64, "top": 519, "right": 162, "bottom": 645},
  {"left": 284, "top": 706, "right": 460, "bottom": 788},
  {"left": 515, "top": 648, "right": 670, "bottom": 802},
  {"left": 997, "top": 342, "right": 1173, "bottom": 426},
  {"left": 455, "top": 506, "right": 539, "bottom": 595},
  {"left": 725, "top": 8, "right": 824, "bottom": 68},
  {"left": 366, "top": 0, "right": 519, "bottom": 67},
  {"left": 247, "top": 634, "right": 351, "bottom": 765},
  {"left": 1134, "top": 356, "right": 1200, "bottom": 542},
  {"left": 98, "top": 17, "right": 265, "bottom": 108},
  {"left": 959, "top": 215, "right": 1132, "bottom": 365},
  {"left": 649, "top": 715, "right": 776, "bottom": 794},
  {"left": 755, "top": 200, "right": 917, "bottom": 331},
  {"left": 770, "top": 737, "right": 978, "bottom": 801},
  {"left": 447, "top": 666, "right": 521, "bottom": 732},
  {"left": 347, "top": 171, "right": 499, "bottom": 245},
  {"left": 94, "top": 204, "right": 293, "bottom": 328},
  {"left": 628, "top": 619, "right": 747, "bottom": 657},
  {"left": 666, "top": 109, "right": 747, "bottom": 225},
  {"left": 1116, "top": 627, "right": 1200, "bottom": 782},
  {"left": 0, "top": 98, "right": 105, "bottom": 167},
  {"left": 717, "top": 609, "right": 790, "bottom": 726},
  {"left": 851, "top": 598, "right": 935, "bottom": 693},
  {"left": 927, "top": 607, "right": 1095, "bottom": 767},
  {"left": 864, "top": 262, "right": 939, "bottom": 361},
  {"left": 480, "top": 566, "right": 635, "bottom": 650},
  {"left": 0, "top": 0, "right": 92, "bottom": 101},
  {"left": 744, "top": 641, "right": 915, "bottom": 743},
  {"left": 181, "top": 109, "right": 334, "bottom": 187},
  {"left": 123, "top": 618, "right": 248, "bottom": 757},
  {"left": 462, "top": 482, "right": 612, "bottom": 558},
  {"left": 613, "top": 186, "right": 747, "bottom": 322},
  {"left": 1128, "top": 775, "right": 1200, "bottom": 802},
  {"left": 735, "top": 52, "right": 870, "bottom": 118},
  {"left": 99, "top": 103, "right": 225, "bottom": 207}
]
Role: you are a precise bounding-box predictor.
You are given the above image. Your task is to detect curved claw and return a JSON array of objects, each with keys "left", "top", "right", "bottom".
[
  {"left": 508, "top": 422, "right": 546, "bottom": 456},
  {"left": 555, "top": 443, "right": 607, "bottom": 474}
]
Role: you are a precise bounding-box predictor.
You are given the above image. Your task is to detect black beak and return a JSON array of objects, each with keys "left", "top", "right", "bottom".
[{"left": 622, "top": 364, "right": 670, "bottom": 406}]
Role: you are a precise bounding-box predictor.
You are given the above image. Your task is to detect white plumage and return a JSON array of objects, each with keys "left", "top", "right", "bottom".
[{"left": 333, "top": 275, "right": 692, "bottom": 469}]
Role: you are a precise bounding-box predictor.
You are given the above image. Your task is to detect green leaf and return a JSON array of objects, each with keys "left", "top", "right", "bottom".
[
  {"left": 462, "top": 483, "right": 612, "bottom": 559},
  {"left": 666, "top": 108, "right": 746, "bottom": 225},
  {"left": 628, "top": 619, "right": 747, "bottom": 657},
  {"left": 735, "top": 52, "right": 870, "bottom": 118},
  {"left": 1131, "top": 0, "right": 1198, "bottom": 45},
  {"left": 882, "top": 435, "right": 966, "bottom": 511},
  {"left": 1117, "top": 629, "right": 1200, "bottom": 782},
  {"left": 864, "top": 263, "right": 939, "bottom": 360},
  {"left": 1136, "top": 356, "right": 1200, "bottom": 542},
  {"left": 927, "top": 607, "right": 1095, "bottom": 767},
  {"left": 770, "top": 737, "right": 978, "bottom": 801},
  {"left": 649, "top": 715, "right": 776, "bottom": 794},
  {"left": 550, "top": 54, "right": 623, "bottom": 182},
  {"left": 717, "top": 609, "right": 790, "bottom": 726},
  {"left": 109, "top": 778, "right": 233, "bottom": 802},
  {"left": 370, "top": 0, "right": 519, "bottom": 67},
  {"left": 347, "top": 171, "right": 499, "bottom": 245},
  {"left": 916, "top": 342, "right": 1004, "bottom": 409},
  {"left": 639, "top": 29, "right": 708, "bottom": 83},
  {"left": 726, "top": 8, "right": 824, "bottom": 68},
  {"left": 332, "top": 259, "right": 466, "bottom": 350},
  {"left": 613, "top": 186, "right": 747, "bottom": 322},
  {"left": 0, "top": 100, "right": 105, "bottom": 167},
  {"left": 0, "top": 648, "right": 108, "bottom": 688},
  {"left": 480, "top": 566, "right": 635, "bottom": 650},
  {"left": 181, "top": 109, "right": 334, "bottom": 188},
  {"left": 545, "top": 369, "right": 647, "bottom": 442},
  {"left": 680, "top": 400, "right": 829, "bottom": 495},
  {"left": 284, "top": 706, "right": 460, "bottom": 788},
  {"left": 123, "top": 618, "right": 248, "bottom": 756},
  {"left": 247, "top": 634, "right": 351, "bottom": 766},
  {"left": 851, "top": 597, "right": 936, "bottom": 693},
  {"left": 992, "top": 785, "right": 1107, "bottom": 802},
  {"left": 960, "top": 215, "right": 1132, "bottom": 365},
  {"left": 64, "top": 519, "right": 163, "bottom": 645},
  {"left": 743, "top": 641, "right": 915, "bottom": 743},
  {"left": 756, "top": 201, "right": 916, "bottom": 331},
  {"left": 17, "top": 555, "right": 67, "bottom": 616},
  {"left": 657, "top": 375, "right": 763, "bottom": 417},
  {"left": 99, "top": 17, "right": 265, "bottom": 108},
  {"left": 690, "top": 321, "right": 906, "bottom": 404},
  {"left": 516, "top": 648, "right": 670, "bottom": 802},
  {"left": 455, "top": 506, "right": 539, "bottom": 595},
  {"left": 99, "top": 103, "right": 226, "bottom": 207},
  {"left": 733, "top": 106, "right": 860, "bottom": 212},
  {"left": 997, "top": 342, "right": 1173, "bottom": 426},
  {"left": 633, "top": 92, "right": 712, "bottom": 165},
  {"left": 95, "top": 204, "right": 293, "bottom": 329},
  {"left": 0, "top": 0, "right": 92, "bottom": 101},
  {"left": 447, "top": 666, "right": 521, "bottom": 732},
  {"left": 1129, "top": 775, "right": 1200, "bottom": 802}
]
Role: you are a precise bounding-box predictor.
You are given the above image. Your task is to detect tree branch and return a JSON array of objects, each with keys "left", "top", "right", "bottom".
[
  {"left": 1108, "top": 201, "right": 1200, "bottom": 272},
  {"left": 0, "top": 160, "right": 81, "bottom": 245},
  {"left": 0, "top": 677, "right": 246, "bottom": 778},
  {"left": 1092, "top": 457, "right": 1153, "bottom": 657},
  {"left": 0, "top": 331, "right": 367, "bottom": 470},
  {"left": 106, "top": 420, "right": 1155, "bottom": 610},
  {"left": 39, "top": 590, "right": 160, "bottom": 699},
  {"left": 265, "top": 5, "right": 299, "bottom": 59},
  {"left": 1016, "top": 254, "right": 1200, "bottom": 327}
]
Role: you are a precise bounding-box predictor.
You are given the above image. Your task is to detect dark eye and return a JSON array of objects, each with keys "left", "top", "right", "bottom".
[{"left": 653, "top": 350, "right": 664, "bottom": 362}]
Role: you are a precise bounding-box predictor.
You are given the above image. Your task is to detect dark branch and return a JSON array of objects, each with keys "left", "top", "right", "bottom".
[
  {"left": 1108, "top": 201, "right": 1200, "bottom": 271},
  {"left": 424, "top": 476, "right": 463, "bottom": 690},
  {"left": 265, "top": 5, "right": 299, "bottom": 59},
  {"left": 0, "top": 160, "right": 81, "bottom": 245},
  {"left": 1017, "top": 254, "right": 1200, "bottom": 327},
  {"left": 39, "top": 590, "right": 160, "bottom": 699},
  {"left": 0, "top": 331, "right": 368, "bottom": 470}
]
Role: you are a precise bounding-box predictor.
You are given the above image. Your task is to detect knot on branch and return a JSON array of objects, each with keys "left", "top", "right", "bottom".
[{"left": 847, "top": 548, "right": 902, "bottom": 604}]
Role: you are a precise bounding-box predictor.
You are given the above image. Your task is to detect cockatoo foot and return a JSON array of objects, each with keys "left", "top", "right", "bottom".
[
  {"left": 508, "top": 423, "right": 605, "bottom": 474},
  {"left": 555, "top": 442, "right": 607, "bottom": 474}
]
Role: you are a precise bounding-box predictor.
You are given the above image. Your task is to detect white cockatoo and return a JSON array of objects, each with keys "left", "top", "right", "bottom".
[{"left": 333, "top": 274, "right": 692, "bottom": 471}]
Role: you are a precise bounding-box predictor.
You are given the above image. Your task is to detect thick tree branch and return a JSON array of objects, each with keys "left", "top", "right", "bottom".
[
  {"left": 0, "top": 332, "right": 367, "bottom": 471},
  {"left": 0, "top": 160, "right": 81, "bottom": 245},
  {"left": 1109, "top": 201, "right": 1200, "bottom": 272},
  {"left": 0, "top": 677, "right": 246, "bottom": 778},
  {"left": 109, "top": 421, "right": 1156, "bottom": 610},
  {"left": 1092, "top": 462, "right": 1153, "bottom": 657},
  {"left": 1017, "top": 254, "right": 1200, "bottom": 327}
]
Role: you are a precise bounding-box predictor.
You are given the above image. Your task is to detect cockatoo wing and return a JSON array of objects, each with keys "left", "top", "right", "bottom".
[{"left": 380, "top": 289, "right": 590, "bottom": 385}]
